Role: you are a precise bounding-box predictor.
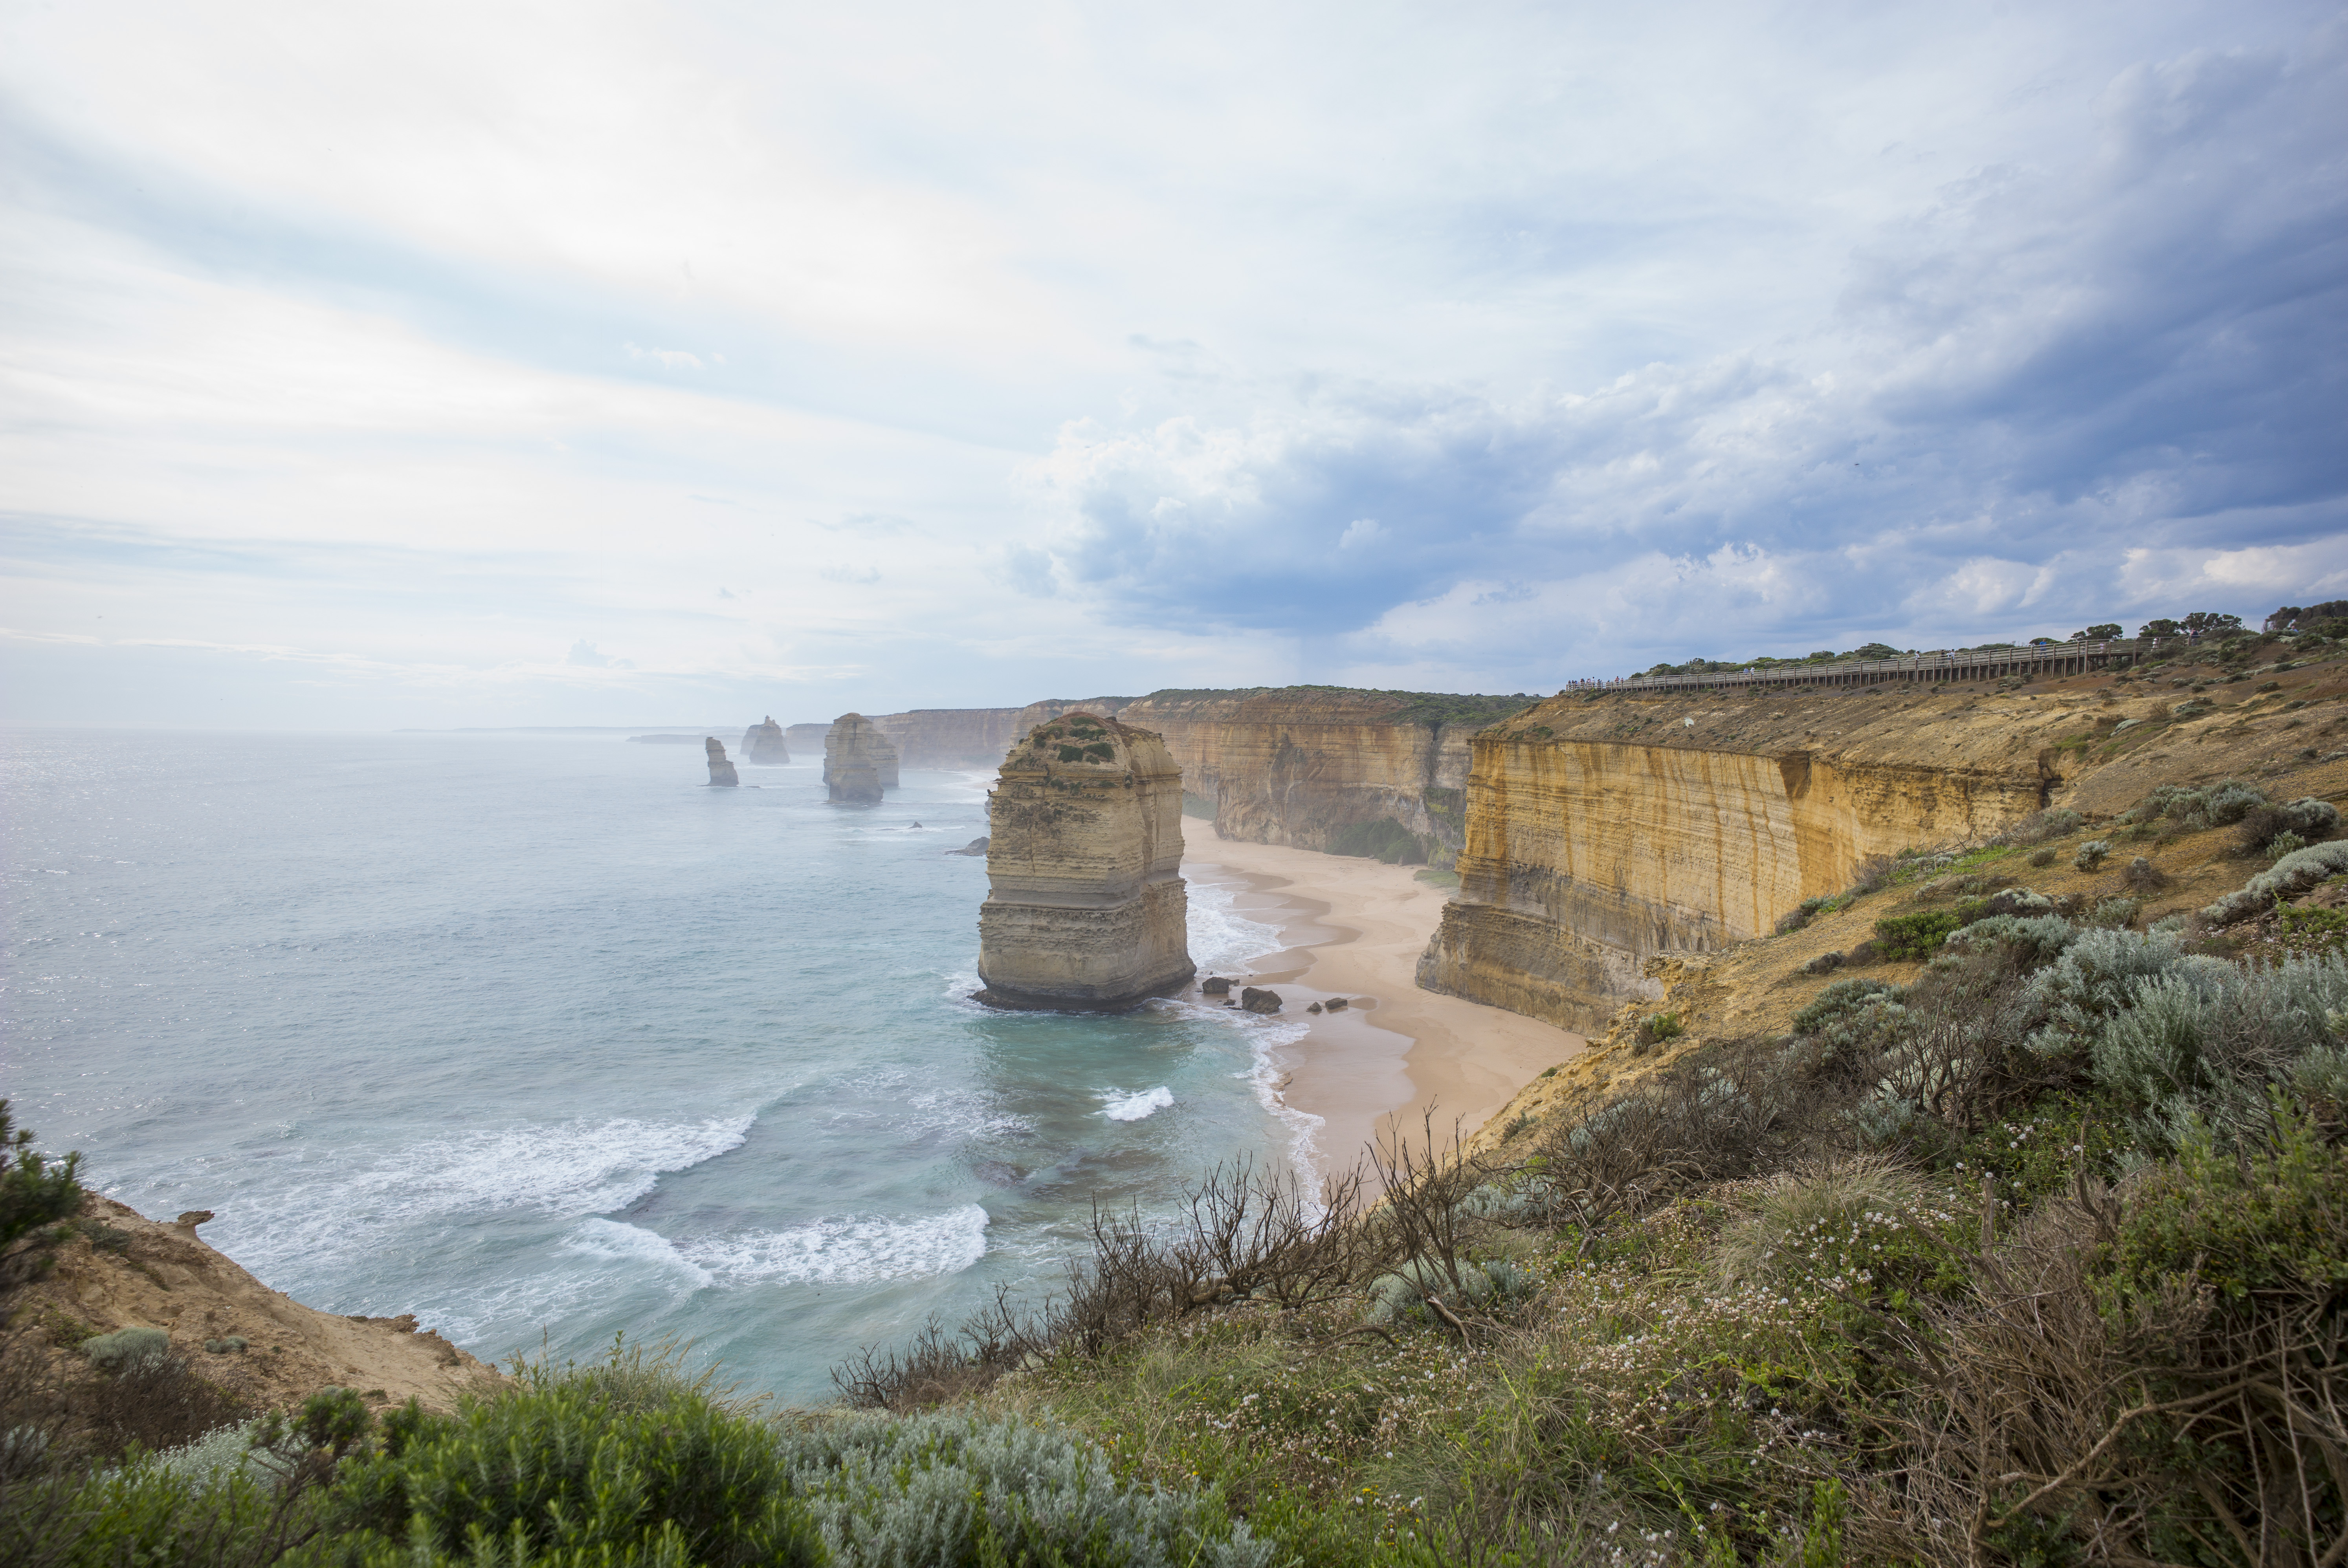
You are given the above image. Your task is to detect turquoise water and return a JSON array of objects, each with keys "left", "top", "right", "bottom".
[{"left": 0, "top": 730, "right": 1300, "bottom": 1402}]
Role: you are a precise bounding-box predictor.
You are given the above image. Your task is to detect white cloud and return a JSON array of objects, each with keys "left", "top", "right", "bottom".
[{"left": 1, "top": 1, "right": 2341, "bottom": 724}]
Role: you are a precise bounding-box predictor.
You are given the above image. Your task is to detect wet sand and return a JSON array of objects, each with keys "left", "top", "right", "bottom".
[{"left": 1178, "top": 821, "right": 1586, "bottom": 1178}]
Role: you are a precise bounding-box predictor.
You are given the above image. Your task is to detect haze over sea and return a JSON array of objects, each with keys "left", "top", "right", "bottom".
[{"left": 1, "top": 729, "right": 1302, "bottom": 1401}]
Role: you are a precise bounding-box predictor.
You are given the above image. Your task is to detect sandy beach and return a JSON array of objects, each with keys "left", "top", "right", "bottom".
[{"left": 1178, "top": 820, "right": 1586, "bottom": 1178}]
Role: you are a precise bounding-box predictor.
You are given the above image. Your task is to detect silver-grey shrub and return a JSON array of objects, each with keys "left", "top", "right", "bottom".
[
  {"left": 2203, "top": 839, "right": 2348, "bottom": 925},
  {"left": 783, "top": 1411, "right": 1272, "bottom": 1568},
  {"left": 2092, "top": 954, "right": 2348, "bottom": 1152},
  {"left": 81, "top": 1326, "right": 169, "bottom": 1376},
  {"left": 2024, "top": 928, "right": 2198, "bottom": 1057},
  {"left": 1943, "top": 914, "right": 2077, "bottom": 967}
]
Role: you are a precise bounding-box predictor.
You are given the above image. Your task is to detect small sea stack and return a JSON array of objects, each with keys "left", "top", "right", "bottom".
[
  {"left": 741, "top": 716, "right": 790, "bottom": 765},
  {"left": 974, "top": 713, "right": 1194, "bottom": 1010},
  {"left": 823, "top": 714, "right": 888, "bottom": 804},
  {"left": 705, "top": 737, "right": 739, "bottom": 787}
]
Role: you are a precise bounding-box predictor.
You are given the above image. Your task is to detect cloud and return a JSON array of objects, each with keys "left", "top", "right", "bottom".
[
  {"left": 1, "top": 2, "right": 2341, "bottom": 724},
  {"left": 625, "top": 344, "right": 705, "bottom": 371}
]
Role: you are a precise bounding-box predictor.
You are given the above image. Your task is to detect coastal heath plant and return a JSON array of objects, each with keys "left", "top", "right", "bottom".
[{"left": 785, "top": 1410, "right": 1273, "bottom": 1568}]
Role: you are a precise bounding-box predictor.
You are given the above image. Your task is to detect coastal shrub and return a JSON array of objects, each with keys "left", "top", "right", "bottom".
[
  {"left": 1995, "top": 807, "right": 2083, "bottom": 846},
  {"left": 2085, "top": 895, "right": 2143, "bottom": 929},
  {"left": 1705, "top": 1157, "right": 1965, "bottom": 1304},
  {"left": 2267, "top": 830, "right": 2309, "bottom": 861},
  {"left": 1873, "top": 901, "right": 1989, "bottom": 961},
  {"left": 2122, "top": 855, "right": 2168, "bottom": 890},
  {"left": 1793, "top": 977, "right": 1898, "bottom": 1037},
  {"left": 2074, "top": 839, "right": 2111, "bottom": 870},
  {"left": 0, "top": 1101, "right": 81, "bottom": 1249},
  {"left": 2029, "top": 846, "right": 2058, "bottom": 867},
  {"left": 326, "top": 1377, "right": 824, "bottom": 1566},
  {"left": 1800, "top": 950, "right": 1845, "bottom": 975},
  {"left": 2023, "top": 927, "right": 2201, "bottom": 1057},
  {"left": 1845, "top": 854, "right": 1895, "bottom": 896},
  {"left": 1942, "top": 913, "right": 2077, "bottom": 969},
  {"left": 786, "top": 1411, "right": 1272, "bottom": 1568},
  {"left": 1365, "top": 1257, "right": 1532, "bottom": 1326},
  {"left": 2238, "top": 797, "right": 2341, "bottom": 854},
  {"left": 2091, "top": 954, "right": 2348, "bottom": 1152},
  {"left": 2126, "top": 778, "right": 2269, "bottom": 832},
  {"left": 2203, "top": 839, "right": 2348, "bottom": 925},
  {"left": 81, "top": 1328, "right": 169, "bottom": 1377},
  {"left": 1641, "top": 1011, "right": 1684, "bottom": 1044}
]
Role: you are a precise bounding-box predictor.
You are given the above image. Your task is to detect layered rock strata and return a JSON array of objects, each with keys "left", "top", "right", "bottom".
[
  {"left": 872, "top": 729, "right": 901, "bottom": 788},
  {"left": 869, "top": 708, "right": 1028, "bottom": 769},
  {"left": 705, "top": 737, "right": 739, "bottom": 787},
  {"left": 785, "top": 722, "right": 832, "bottom": 755},
  {"left": 1415, "top": 680, "right": 2175, "bottom": 1032},
  {"left": 1113, "top": 688, "right": 1522, "bottom": 857},
  {"left": 975, "top": 713, "right": 1194, "bottom": 1009},
  {"left": 741, "top": 716, "right": 790, "bottom": 764},
  {"left": 823, "top": 714, "right": 890, "bottom": 803}
]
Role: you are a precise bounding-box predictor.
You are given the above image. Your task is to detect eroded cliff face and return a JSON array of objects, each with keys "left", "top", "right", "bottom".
[
  {"left": 823, "top": 714, "right": 888, "bottom": 803},
  {"left": 976, "top": 713, "right": 1192, "bottom": 1009},
  {"left": 1113, "top": 689, "right": 1514, "bottom": 857},
  {"left": 869, "top": 708, "right": 1029, "bottom": 769},
  {"left": 22, "top": 1196, "right": 502, "bottom": 1415},
  {"left": 1416, "top": 681, "right": 2145, "bottom": 1031}
]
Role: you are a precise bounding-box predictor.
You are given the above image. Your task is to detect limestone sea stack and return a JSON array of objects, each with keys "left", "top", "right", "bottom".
[
  {"left": 706, "top": 737, "right": 739, "bottom": 787},
  {"left": 823, "top": 714, "right": 888, "bottom": 804},
  {"left": 742, "top": 716, "right": 791, "bottom": 764},
  {"left": 871, "top": 729, "right": 901, "bottom": 788},
  {"left": 974, "top": 713, "right": 1194, "bottom": 1010}
]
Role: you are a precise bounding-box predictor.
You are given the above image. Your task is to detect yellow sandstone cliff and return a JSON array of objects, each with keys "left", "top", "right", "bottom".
[
  {"left": 1420, "top": 661, "right": 2346, "bottom": 1032},
  {"left": 976, "top": 713, "right": 1194, "bottom": 1009}
]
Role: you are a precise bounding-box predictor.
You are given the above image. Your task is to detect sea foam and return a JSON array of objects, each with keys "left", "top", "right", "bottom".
[
  {"left": 1099, "top": 1086, "right": 1174, "bottom": 1121},
  {"left": 677, "top": 1203, "right": 989, "bottom": 1286}
]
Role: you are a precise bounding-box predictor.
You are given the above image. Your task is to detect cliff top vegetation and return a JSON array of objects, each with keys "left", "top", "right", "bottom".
[{"left": 1131, "top": 686, "right": 1540, "bottom": 729}]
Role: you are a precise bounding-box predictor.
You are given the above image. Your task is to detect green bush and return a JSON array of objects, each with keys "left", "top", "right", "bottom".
[
  {"left": 1872, "top": 899, "right": 1990, "bottom": 960},
  {"left": 327, "top": 1380, "right": 823, "bottom": 1566},
  {"left": 0, "top": 1099, "right": 81, "bottom": 1249},
  {"left": 2074, "top": 839, "right": 2111, "bottom": 870},
  {"left": 2111, "top": 1100, "right": 2348, "bottom": 1308}
]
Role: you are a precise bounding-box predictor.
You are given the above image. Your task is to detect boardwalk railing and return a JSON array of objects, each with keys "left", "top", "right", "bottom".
[{"left": 1563, "top": 634, "right": 2218, "bottom": 696}]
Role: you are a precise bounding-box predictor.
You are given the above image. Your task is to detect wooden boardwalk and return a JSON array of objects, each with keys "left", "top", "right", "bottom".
[{"left": 1566, "top": 634, "right": 2217, "bottom": 696}]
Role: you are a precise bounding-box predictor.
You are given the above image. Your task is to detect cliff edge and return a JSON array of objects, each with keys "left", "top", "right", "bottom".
[
  {"left": 1420, "top": 653, "right": 2344, "bottom": 1032},
  {"left": 11, "top": 1193, "right": 504, "bottom": 1418}
]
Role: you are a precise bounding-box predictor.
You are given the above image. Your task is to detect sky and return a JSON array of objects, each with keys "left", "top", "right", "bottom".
[{"left": 3, "top": 0, "right": 2344, "bottom": 729}]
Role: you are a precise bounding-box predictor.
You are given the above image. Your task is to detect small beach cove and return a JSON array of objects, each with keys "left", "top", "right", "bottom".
[{"left": 1176, "top": 821, "right": 1587, "bottom": 1178}]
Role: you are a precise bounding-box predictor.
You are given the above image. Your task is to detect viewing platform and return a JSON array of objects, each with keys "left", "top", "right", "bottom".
[{"left": 1565, "top": 633, "right": 2220, "bottom": 696}]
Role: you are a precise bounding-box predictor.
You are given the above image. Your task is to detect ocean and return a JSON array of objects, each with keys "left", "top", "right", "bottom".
[{"left": 0, "top": 729, "right": 1306, "bottom": 1402}]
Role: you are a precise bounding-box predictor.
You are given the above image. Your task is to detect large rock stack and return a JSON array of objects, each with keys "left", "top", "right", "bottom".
[
  {"left": 741, "top": 716, "right": 790, "bottom": 765},
  {"left": 705, "top": 737, "right": 739, "bottom": 787},
  {"left": 823, "top": 714, "right": 888, "bottom": 804},
  {"left": 871, "top": 729, "right": 901, "bottom": 788},
  {"left": 975, "top": 713, "right": 1194, "bottom": 1010}
]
